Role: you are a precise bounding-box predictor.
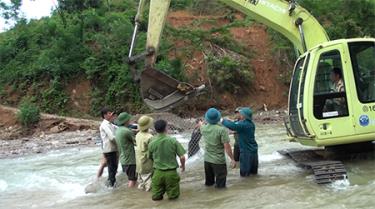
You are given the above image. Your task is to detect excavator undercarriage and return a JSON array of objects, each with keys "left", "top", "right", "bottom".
[{"left": 279, "top": 141, "right": 375, "bottom": 184}]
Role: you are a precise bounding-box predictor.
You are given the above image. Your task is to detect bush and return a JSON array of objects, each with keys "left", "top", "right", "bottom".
[
  {"left": 155, "top": 58, "right": 186, "bottom": 81},
  {"left": 17, "top": 101, "right": 41, "bottom": 127},
  {"left": 207, "top": 55, "right": 253, "bottom": 94}
]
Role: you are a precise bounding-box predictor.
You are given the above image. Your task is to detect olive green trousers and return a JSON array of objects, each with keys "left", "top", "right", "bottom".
[{"left": 151, "top": 169, "right": 180, "bottom": 200}]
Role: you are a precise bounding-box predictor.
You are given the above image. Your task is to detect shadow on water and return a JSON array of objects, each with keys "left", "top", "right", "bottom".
[{"left": 0, "top": 124, "right": 374, "bottom": 209}]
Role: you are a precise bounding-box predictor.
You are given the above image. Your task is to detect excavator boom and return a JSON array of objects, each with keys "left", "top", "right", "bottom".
[
  {"left": 220, "top": 0, "right": 329, "bottom": 53},
  {"left": 128, "top": 0, "right": 330, "bottom": 111}
]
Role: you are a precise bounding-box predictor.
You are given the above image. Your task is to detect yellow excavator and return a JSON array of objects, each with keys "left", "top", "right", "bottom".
[{"left": 128, "top": 0, "right": 375, "bottom": 183}]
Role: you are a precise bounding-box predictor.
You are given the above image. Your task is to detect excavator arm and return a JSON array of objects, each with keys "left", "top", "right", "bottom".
[{"left": 128, "top": 0, "right": 330, "bottom": 111}]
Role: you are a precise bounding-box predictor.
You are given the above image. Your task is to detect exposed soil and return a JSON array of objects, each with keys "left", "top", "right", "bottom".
[
  {"left": 65, "top": 76, "right": 92, "bottom": 114},
  {"left": 230, "top": 25, "right": 288, "bottom": 109},
  {"left": 0, "top": 105, "right": 99, "bottom": 139},
  {"left": 166, "top": 11, "right": 288, "bottom": 111}
]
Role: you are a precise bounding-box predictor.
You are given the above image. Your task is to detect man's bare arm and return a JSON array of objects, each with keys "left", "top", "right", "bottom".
[
  {"left": 224, "top": 143, "right": 236, "bottom": 168},
  {"left": 179, "top": 155, "right": 186, "bottom": 172},
  {"left": 224, "top": 143, "right": 234, "bottom": 160}
]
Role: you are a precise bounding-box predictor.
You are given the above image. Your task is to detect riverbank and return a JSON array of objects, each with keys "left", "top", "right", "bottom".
[
  {"left": 0, "top": 105, "right": 286, "bottom": 158},
  {"left": 0, "top": 130, "right": 98, "bottom": 158},
  {"left": 0, "top": 105, "right": 100, "bottom": 158}
]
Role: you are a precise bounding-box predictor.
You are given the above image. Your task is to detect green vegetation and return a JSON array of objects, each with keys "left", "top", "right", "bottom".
[
  {"left": 17, "top": 100, "right": 41, "bottom": 127},
  {"left": 300, "top": 0, "right": 375, "bottom": 39},
  {"left": 0, "top": 0, "right": 373, "bottom": 116},
  {"left": 207, "top": 55, "right": 253, "bottom": 94},
  {"left": 0, "top": 0, "right": 145, "bottom": 115}
]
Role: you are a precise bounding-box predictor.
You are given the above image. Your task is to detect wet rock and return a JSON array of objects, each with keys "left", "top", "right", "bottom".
[
  {"left": 39, "top": 132, "right": 45, "bottom": 138},
  {"left": 51, "top": 140, "right": 59, "bottom": 145},
  {"left": 263, "top": 104, "right": 268, "bottom": 112},
  {"left": 49, "top": 126, "right": 61, "bottom": 134}
]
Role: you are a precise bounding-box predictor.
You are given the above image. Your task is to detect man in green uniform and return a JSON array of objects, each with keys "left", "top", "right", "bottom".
[
  {"left": 115, "top": 112, "right": 137, "bottom": 188},
  {"left": 148, "top": 120, "right": 186, "bottom": 201},
  {"left": 201, "top": 108, "right": 236, "bottom": 188},
  {"left": 135, "top": 115, "right": 154, "bottom": 191}
]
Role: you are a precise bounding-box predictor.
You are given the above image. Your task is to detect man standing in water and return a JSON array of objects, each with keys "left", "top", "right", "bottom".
[
  {"left": 201, "top": 108, "right": 236, "bottom": 188},
  {"left": 222, "top": 107, "right": 258, "bottom": 177},
  {"left": 135, "top": 115, "right": 154, "bottom": 191},
  {"left": 233, "top": 107, "right": 242, "bottom": 164},
  {"left": 148, "top": 120, "right": 186, "bottom": 201},
  {"left": 115, "top": 112, "right": 137, "bottom": 188},
  {"left": 99, "top": 107, "right": 118, "bottom": 187}
]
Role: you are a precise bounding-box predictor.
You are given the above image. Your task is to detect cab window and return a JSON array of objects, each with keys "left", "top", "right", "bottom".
[
  {"left": 313, "top": 50, "right": 349, "bottom": 119},
  {"left": 349, "top": 42, "right": 375, "bottom": 103}
]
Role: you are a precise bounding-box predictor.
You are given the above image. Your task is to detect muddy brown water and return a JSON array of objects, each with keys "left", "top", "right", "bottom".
[{"left": 0, "top": 124, "right": 374, "bottom": 209}]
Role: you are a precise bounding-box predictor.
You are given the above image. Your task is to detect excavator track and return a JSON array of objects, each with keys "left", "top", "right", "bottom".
[
  {"left": 309, "top": 161, "right": 347, "bottom": 184},
  {"left": 278, "top": 149, "right": 348, "bottom": 184}
]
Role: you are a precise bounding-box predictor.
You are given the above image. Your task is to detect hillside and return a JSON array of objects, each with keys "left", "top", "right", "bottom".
[{"left": 0, "top": 0, "right": 374, "bottom": 117}]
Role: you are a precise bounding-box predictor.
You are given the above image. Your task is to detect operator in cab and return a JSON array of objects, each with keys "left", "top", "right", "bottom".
[
  {"left": 324, "top": 67, "right": 347, "bottom": 116},
  {"left": 330, "top": 67, "right": 345, "bottom": 93}
]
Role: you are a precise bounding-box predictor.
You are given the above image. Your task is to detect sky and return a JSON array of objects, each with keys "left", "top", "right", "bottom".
[{"left": 0, "top": 0, "right": 57, "bottom": 32}]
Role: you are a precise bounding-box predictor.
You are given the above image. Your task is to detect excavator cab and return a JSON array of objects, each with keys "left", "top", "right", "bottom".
[{"left": 286, "top": 39, "right": 375, "bottom": 147}]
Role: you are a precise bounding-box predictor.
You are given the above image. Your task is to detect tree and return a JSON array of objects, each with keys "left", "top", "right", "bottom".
[
  {"left": 299, "top": 0, "right": 375, "bottom": 39},
  {"left": 0, "top": 0, "right": 23, "bottom": 23}
]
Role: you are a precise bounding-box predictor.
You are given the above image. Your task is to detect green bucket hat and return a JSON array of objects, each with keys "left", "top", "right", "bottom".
[
  {"left": 138, "top": 115, "right": 154, "bottom": 131},
  {"left": 115, "top": 112, "right": 132, "bottom": 126},
  {"left": 239, "top": 107, "right": 253, "bottom": 120},
  {"left": 205, "top": 108, "right": 221, "bottom": 124}
]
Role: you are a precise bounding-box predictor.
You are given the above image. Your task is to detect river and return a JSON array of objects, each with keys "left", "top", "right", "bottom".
[{"left": 0, "top": 124, "right": 374, "bottom": 209}]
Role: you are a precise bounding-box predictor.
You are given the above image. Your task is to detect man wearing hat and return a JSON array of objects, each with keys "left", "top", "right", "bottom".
[
  {"left": 201, "top": 108, "right": 236, "bottom": 188},
  {"left": 115, "top": 112, "right": 137, "bottom": 188},
  {"left": 135, "top": 115, "right": 154, "bottom": 191},
  {"left": 222, "top": 107, "right": 258, "bottom": 177}
]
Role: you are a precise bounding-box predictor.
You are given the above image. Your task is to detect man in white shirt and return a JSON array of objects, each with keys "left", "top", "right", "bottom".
[{"left": 99, "top": 107, "right": 118, "bottom": 187}]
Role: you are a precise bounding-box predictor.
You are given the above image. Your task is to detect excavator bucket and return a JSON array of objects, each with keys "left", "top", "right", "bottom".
[{"left": 140, "top": 67, "right": 205, "bottom": 111}]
